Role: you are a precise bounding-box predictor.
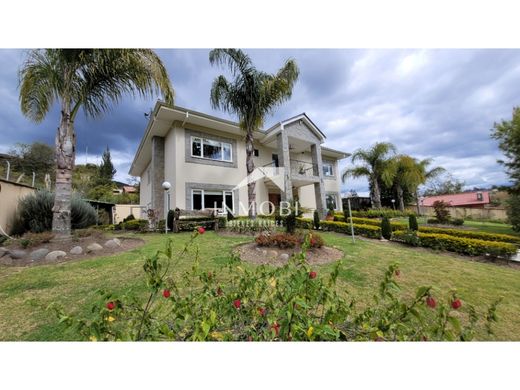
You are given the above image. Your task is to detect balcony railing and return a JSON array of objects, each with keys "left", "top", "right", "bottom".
[{"left": 290, "top": 159, "right": 319, "bottom": 177}]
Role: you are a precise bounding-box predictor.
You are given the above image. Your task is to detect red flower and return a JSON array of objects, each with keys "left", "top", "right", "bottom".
[
  {"left": 309, "top": 271, "right": 317, "bottom": 279},
  {"left": 451, "top": 299, "right": 462, "bottom": 310},
  {"left": 233, "top": 299, "right": 241, "bottom": 309},
  {"left": 216, "top": 287, "right": 223, "bottom": 296},
  {"left": 271, "top": 322, "right": 280, "bottom": 337},
  {"left": 258, "top": 307, "right": 266, "bottom": 316},
  {"left": 310, "top": 238, "right": 316, "bottom": 246},
  {"left": 106, "top": 301, "right": 115, "bottom": 311},
  {"left": 197, "top": 227, "right": 206, "bottom": 234},
  {"left": 162, "top": 289, "right": 171, "bottom": 298},
  {"left": 426, "top": 296, "right": 436, "bottom": 309},
  {"left": 395, "top": 269, "right": 400, "bottom": 277}
]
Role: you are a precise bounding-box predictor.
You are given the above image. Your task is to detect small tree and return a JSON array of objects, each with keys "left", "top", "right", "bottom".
[
  {"left": 409, "top": 214, "right": 419, "bottom": 231},
  {"left": 381, "top": 216, "right": 392, "bottom": 240},
  {"left": 97, "top": 146, "right": 116, "bottom": 186},
  {"left": 313, "top": 209, "right": 320, "bottom": 230},
  {"left": 432, "top": 200, "right": 451, "bottom": 223},
  {"left": 506, "top": 193, "right": 520, "bottom": 232}
]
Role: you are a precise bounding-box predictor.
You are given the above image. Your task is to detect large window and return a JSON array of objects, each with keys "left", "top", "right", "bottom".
[
  {"left": 191, "top": 136, "right": 232, "bottom": 162},
  {"left": 323, "top": 163, "right": 334, "bottom": 177},
  {"left": 192, "top": 189, "right": 234, "bottom": 213},
  {"left": 326, "top": 193, "right": 338, "bottom": 210}
]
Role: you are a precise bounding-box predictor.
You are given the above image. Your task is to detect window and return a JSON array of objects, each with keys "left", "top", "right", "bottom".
[
  {"left": 254, "top": 149, "right": 259, "bottom": 157},
  {"left": 323, "top": 163, "right": 334, "bottom": 177},
  {"left": 326, "top": 193, "right": 338, "bottom": 210},
  {"left": 191, "top": 136, "right": 232, "bottom": 162},
  {"left": 192, "top": 189, "right": 234, "bottom": 213},
  {"left": 272, "top": 153, "right": 279, "bottom": 167}
]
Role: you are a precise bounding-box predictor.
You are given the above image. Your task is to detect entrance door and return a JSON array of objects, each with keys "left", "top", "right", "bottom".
[{"left": 268, "top": 193, "right": 281, "bottom": 213}]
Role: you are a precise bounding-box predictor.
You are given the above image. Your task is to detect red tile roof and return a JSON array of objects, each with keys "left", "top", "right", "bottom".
[{"left": 421, "top": 191, "right": 490, "bottom": 207}]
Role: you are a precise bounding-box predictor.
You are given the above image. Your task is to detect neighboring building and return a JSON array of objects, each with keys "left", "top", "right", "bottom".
[
  {"left": 130, "top": 102, "right": 349, "bottom": 219},
  {"left": 420, "top": 191, "right": 491, "bottom": 208},
  {"left": 0, "top": 178, "right": 36, "bottom": 235}
]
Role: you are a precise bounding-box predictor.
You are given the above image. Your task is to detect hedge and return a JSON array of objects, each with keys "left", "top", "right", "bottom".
[
  {"left": 320, "top": 220, "right": 381, "bottom": 239},
  {"left": 346, "top": 217, "right": 407, "bottom": 231},
  {"left": 392, "top": 230, "right": 517, "bottom": 258},
  {"left": 417, "top": 226, "right": 520, "bottom": 245},
  {"left": 349, "top": 209, "right": 411, "bottom": 219},
  {"left": 295, "top": 217, "right": 313, "bottom": 229}
]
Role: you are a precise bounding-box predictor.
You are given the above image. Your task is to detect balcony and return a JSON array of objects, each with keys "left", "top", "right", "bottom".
[{"left": 290, "top": 159, "right": 319, "bottom": 178}]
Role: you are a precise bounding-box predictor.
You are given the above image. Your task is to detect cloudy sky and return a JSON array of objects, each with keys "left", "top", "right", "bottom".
[{"left": 0, "top": 49, "right": 517, "bottom": 194}]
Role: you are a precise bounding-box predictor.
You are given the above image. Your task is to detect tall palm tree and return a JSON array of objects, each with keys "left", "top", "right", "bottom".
[
  {"left": 19, "top": 49, "right": 174, "bottom": 238},
  {"left": 209, "top": 49, "right": 299, "bottom": 218},
  {"left": 384, "top": 155, "right": 425, "bottom": 212},
  {"left": 414, "top": 158, "right": 445, "bottom": 214},
  {"left": 342, "top": 142, "right": 396, "bottom": 209}
]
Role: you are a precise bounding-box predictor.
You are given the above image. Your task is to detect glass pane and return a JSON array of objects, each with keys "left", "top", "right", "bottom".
[
  {"left": 223, "top": 143, "right": 232, "bottom": 161},
  {"left": 323, "top": 164, "right": 333, "bottom": 176},
  {"left": 205, "top": 193, "right": 223, "bottom": 209},
  {"left": 192, "top": 138, "right": 202, "bottom": 157},
  {"left": 192, "top": 190, "right": 202, "bottom": 210},
  {"left": 203, "top": 139, "right": 222, "bottom": 160},
  {"left": 225, "top": 192, "right": 233, "bottom": 212}
]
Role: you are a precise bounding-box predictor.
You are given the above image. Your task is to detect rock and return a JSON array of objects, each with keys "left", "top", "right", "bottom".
[
  {"left": 0, "top": 247, "right": 8, "bottom": 258},
  {"left": 279, "top": 253, "right": 290, "bottom": 261},
  {"left": 86, "top": 243, "right": 103, "bottom": 253},
  {"left": 10, "top": 250, "right": 27, "bottom": 259},
  {"left": 70, "top": 246, "right": 83, "bottom": 255},
  {"left": 262, "top": 250, "right": 267, "bottom": 256},
  {"left": 45, "top": 250, "right": 66, "bottom": 261},
  {"left": 30, "top": 248, "right": 50, "bottom": 261},
  {"left": 104, "top": 238, "right": 121, "bottom": 249},
  {"left": 268, "top": 250, "right": 278, "bottom": 257}
]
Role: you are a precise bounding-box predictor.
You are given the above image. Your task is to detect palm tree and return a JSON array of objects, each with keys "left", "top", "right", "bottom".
[
  {"left": 414, "top": 158, "right": 445, "bottom": 214},
  {"left": 209, "top": 49, "right": 299, "bottom": 218},
  {"left": 19, "top": 49, "right": 174, "bottom": 238},
  {"left": 342, "top": 142, "right": 396, "bottom": 209},
  {"left": 384, "top": 155, "right": 425, "bottom": 212}
]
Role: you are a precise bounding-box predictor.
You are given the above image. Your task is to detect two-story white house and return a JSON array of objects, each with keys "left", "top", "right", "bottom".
[{"left": 129, "top": 101, "right": 349, "bottom": 219}]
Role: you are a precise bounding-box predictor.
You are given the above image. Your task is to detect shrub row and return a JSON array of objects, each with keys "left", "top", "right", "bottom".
[
  {"left": 349, "top": 209, "right": 411, "bottom": 219},
  {"left": 320, "top": 220, "right": 381, "bottom": 239},
  {"left": 255, "top": 232, "right": 324, "bottom": 249},
  {"left": 392, "top": 230, "right": 517, "bottom": 258},
  {"left": 295, "top": 217, "right": 313, "bottom": 229},
  {"left": 345, "top": 217, "right": 407, "bottom": 231},
  {"left": 417, "top": 226, "right": 520, "bottom": 245}
]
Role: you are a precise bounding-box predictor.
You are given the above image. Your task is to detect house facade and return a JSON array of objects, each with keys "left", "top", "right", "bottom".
[{"left": 129, "top": 102, "right": 349, "bottom": 219}]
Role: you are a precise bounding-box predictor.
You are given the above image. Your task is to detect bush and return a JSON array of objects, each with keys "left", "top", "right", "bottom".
[
  {"left": 432, "top": 200, "right": 451, "bottom": 224},
  {"left": 320, "top": 220, "right": 381, "bottom": 239},
  {"left": 295, "top": 217, "right": 313, "bottom": 230},
  {"left": 227, "top": 219, "right": 275, "bottom": 235},
  {"left": 313, "top": 210, "right": 320, "bottom": 230},
  {"left": 51, "top": 234, "right": 501, "bottom": 341},
  {"left": 427, "top": 218, "right": 440, "bottom": 224},
  {"left": 16, "top": 231, "right": 54, "bottom": 248},
  {"left": 14, "top": 191, "right": 97, "bottom": 234},
  {"left": 123, "top": 214, "right": 135, "bottom": 223},
  {"left": 381, "top": 217, "right": 392, "bottom": 240},
  {"left": 409, "top": 214, "right": 419, "bottom": 231},
  {"left": 256, "top": 232, "right": 325, "bottom": 249},
  {"left": 506, "top": 193, "right": 520, "bottom": 231},
  {"left": 346, "top": 217, "right": 406, "bottom": 231},
  {"left": 451, "top": 218, "right": 465, "bottom": 226},
  {"left": 349, "top": 208, "right": 409, "bottom": 219},
  {"left": 392, "top": 230, "right": 517, "bottom": 257},
  {"left": 418, "top": 226, "right": 520, "bottom": 244},
  {"left": 123, "top": 219, "right": 148, "bottom": 231}
]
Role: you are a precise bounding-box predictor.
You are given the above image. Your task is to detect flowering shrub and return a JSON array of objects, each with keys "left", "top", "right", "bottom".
[
  {"left": 49, "top": 230, "right": 501, "bottom": 341},
  {"left": 226, "top": 219, "right": 275, "bottom": 235},
  {"left": 255, "top": 232, "right": 324, "bottom": 249}
]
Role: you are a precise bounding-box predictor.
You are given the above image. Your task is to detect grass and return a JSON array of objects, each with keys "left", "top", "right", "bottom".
[
  {"left": 395, "top": 216, "right": 520, "bottom": 236},
  {"left": 1, "top": 231, "right": 519, "bottom": 341}
]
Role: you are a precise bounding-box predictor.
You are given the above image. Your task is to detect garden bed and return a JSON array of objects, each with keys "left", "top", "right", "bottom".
[
  {"left": 234, "top": 242, "right": 343, "bottom": 266},
  {"left": 0, "top": 233, "right": 145, "bottom": 267}
]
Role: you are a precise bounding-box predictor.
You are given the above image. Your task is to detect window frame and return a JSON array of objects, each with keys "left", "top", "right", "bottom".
[
  {"left": 191, "top": 136, "right": 233, "bottom": 163},
  {"left": 323, "top": 162, "right": 334, "bottom": 177},
  {"left": 191, "top": 189, "right": 235, "bottom": 213}
]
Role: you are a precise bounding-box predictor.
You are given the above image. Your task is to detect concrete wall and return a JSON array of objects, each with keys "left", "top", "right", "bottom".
[
  {"left": 0, "top": 179, "right": 36, "bottom": 235},
  {"left": 410, "top": 206, "right": 508, "bottom": 222},
  {"left": 113, "top": 204, "right": 145, "bottom": 224}
]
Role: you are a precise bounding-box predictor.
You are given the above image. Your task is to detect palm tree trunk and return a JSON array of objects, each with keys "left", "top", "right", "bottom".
[
  {"left": 52, "top": 100, "right": 76, "bottom": 238},
  {"left": 371, "top": 178, "right": 382, "bottom": 209},
  {"left": 245, "top": 129, "right": 256, "bottom": 218},
  {"left": 396, "top": 185, "right": 405, "bottom": 212}
]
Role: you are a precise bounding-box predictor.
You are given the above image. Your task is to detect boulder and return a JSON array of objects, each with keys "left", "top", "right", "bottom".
[
  {"left": 0, "top": 247, "right": 8, "bottom": 258},
  {"left": 86, "top": 243, "right": 103, "bottom": 253},
  {"left": 279, "top": 253, "right": 290, "bottom": 261},
  {"left": 268, "top": 250, "right": 278, "bottom": 257},
  {"left": 30, "top": 248, "right": 50, "bottom": 261},
  {"left": 10, "top": 250, "right": 27, "bottom": 259},
  {"left": 104, "top": 238, "right": 121, "bottom": 249},
  {"left": 70, "top": 246, "right": 83, "bottom": 255},
  {"left": 45, "top": 250, "right": 66, "bottom": 261}
]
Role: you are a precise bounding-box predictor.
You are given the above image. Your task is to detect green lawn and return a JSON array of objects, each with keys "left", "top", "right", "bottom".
[
  {"left": 1, "top": 231, "right": 519, "bottom": 341},
  {"left": 395, "top": 217, "right": 520, "bottom": 236}
]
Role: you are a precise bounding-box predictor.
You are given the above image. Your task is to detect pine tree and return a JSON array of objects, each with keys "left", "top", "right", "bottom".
[{"left": 97, "top": 146, "right": 116, "bottom": 186}]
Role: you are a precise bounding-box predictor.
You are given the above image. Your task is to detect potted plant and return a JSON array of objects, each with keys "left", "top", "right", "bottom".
[{"left": 325, "top": 207, "right": 335, "bottom": 221}]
